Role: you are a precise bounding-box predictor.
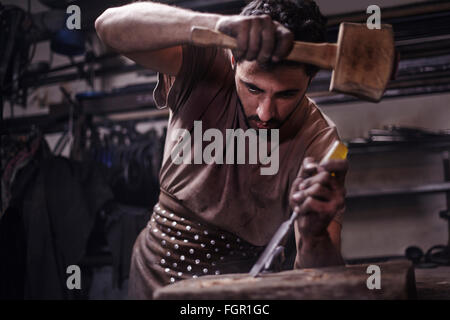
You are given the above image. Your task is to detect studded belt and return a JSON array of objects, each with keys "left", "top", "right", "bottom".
[{"left": 147, "top": 202, "right": 265, "bottom": 285}]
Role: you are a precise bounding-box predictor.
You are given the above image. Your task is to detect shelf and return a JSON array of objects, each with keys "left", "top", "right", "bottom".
[{"left": 347, "top": 182, "right": 450, "bottom": 199}]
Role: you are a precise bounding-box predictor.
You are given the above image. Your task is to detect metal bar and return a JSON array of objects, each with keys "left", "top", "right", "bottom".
[{"left": 347, "top": 182, "right": 450, "bottom": 199}]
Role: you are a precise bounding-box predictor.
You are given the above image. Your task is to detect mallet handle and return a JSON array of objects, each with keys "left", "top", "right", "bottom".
[{"left": 191, "top": 27, "right": 337, "bottom": 70}]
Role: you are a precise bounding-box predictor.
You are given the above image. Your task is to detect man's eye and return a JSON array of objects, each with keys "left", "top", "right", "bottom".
[{"left": 248, "top": 87, "right": 260, "bottom": 94}]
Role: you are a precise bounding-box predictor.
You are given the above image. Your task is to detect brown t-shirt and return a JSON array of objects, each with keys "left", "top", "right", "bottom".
[{"left": 153, "top": 45, "right": 342, "bottom": 247}]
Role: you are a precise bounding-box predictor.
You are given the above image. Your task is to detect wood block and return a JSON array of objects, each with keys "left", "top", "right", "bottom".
[
  {"left": 415, "top": 266, "right": 450, "bottom": 300},
  {"left": 154, "top": 260, "right": 416, "bottom": 300}
]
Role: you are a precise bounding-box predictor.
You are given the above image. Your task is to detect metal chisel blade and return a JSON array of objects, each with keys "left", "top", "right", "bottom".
[{"left": 249, "top": 211, "right": 298, "bottom": 277}]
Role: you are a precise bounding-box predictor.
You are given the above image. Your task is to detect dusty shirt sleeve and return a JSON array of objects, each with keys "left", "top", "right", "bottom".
[{"left": 152, "top": 45, "right": 221, "bottom": 114}]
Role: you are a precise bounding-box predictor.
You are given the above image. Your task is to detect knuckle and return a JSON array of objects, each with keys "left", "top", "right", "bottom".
[
  {"left": 259, "top": 14, "right": 271, "bottom": 22},
  {"left": 304, "top": 197, "right": 313, "bottom": 208}
]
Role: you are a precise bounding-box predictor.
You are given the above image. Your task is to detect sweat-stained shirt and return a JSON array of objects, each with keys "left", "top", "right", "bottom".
[{"left": 151, "top": 44, "right": 342, "bottom": 248}]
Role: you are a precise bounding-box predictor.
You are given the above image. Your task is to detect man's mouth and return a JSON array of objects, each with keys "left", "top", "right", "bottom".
[
  {"left": 254, "top": 120, "right": 279, "bottom": 129},
  {"left": 256, "top": 122, "right": 270, "bottom": 129}
]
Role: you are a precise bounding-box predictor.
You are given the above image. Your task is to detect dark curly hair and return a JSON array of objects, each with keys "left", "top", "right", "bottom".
[{"left": 240, "top": 0, "right": 327, "bottom": 76}]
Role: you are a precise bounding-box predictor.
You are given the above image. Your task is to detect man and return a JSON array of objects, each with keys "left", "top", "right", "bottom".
[{"left": 95, "top": 0, "right": 348, "bottom": 299}]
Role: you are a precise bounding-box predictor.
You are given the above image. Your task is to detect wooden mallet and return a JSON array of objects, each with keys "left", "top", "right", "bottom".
[{"left": 191, "top": 23, "right": 395, "bottom": 102}]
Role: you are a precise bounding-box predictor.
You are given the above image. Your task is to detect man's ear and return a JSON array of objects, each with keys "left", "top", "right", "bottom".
[{"left": 231, "top": 53, "right": 236, "bottom": 70}]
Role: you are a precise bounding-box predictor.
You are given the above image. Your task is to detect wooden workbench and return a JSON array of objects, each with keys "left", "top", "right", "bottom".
[
  {"left": 415, "top": 266, "right": 450, "bottom": 299},
  {"left": 154, "top": 260, "right": 417, "bottom": 300}
]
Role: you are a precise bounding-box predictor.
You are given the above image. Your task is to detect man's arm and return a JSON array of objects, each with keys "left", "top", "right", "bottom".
[
  {"left": 290, "top": 158, "right": 347, "bottom": 268},
  {"left": 95, "top": 2, "right": 221, "bottom": 75},
  {"left": 95, "top": 2, "right": 294, "bottom": 75},
  {"left": 294, "top": 220, "right": 344, "bottom": 268}
]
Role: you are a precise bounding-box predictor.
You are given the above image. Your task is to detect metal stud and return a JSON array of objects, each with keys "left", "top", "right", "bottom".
[
  {"left": 215, "top": 248, "right": 219, "bottom": 252},
  {"left": 194, "top": 235, "right": 199, "bottom": 240},
  {"left": 189, "top": 249, "right": 195, "bottom": 254},
  {"left": 200, "top": 243, "right": 206, "bottom": 248},
  {"left": 204, "top": 230, "right": 208, "bottom": 235},
  {"left": 161, "top": 240, "right": 167, "bottom": 246},
  {"left": 161, "top": 259, "right": 166, "bottom": 265},
  {"left": 187, "top": 265, "right": 192, "bottom": 271},
  {"left": 210, "top": 240, "right": 215, "bottom": 245},
  {"left": 163, "top": 218, "right": 167, "bottom": 222},
  {"left": 165, "top": 268, "right": 170, "bottom": 273},
  {"left": 170, "top": 213, "right": 174, "bottom": 218},
  {"left": 193, "top": 275, "right": 198, "bottom": 279},
  {"left": 174, "top": 244, "right": 179, "bottom": 249},
  {"left": 170, "top": 277, "right": 175, "bottom": 283},
  {"left": 220, "top": 256, "right": 224, "bottom": 261},
  {"left": 170, "top": 237, "right": 175, "bottom": 241},
  {"left": 206, "top": 253, "right": 211, "bottom": 259},
  {"left": 215, "top": 271, "right": 220, "bottom": 275},
  {"left": 173, "top": 262, "right": 177, "bottom": 268},
  {"left": 203, "top": 268, "right": 208, "bottom": 274},
  {"left": 166, "top": 251, "right": 171, "bottom": 257},
  {"left": 178, "top": 272, "right": 183, "bottom": 277},
  {"left": 167, "top": 228, "right": 171, "bottom": 232},
  {"left": 226, "top": 244, "right": 231, "bottom": 249},
  {"left": 186, "top": 226, "right": 191, "bottom": 231},
  {"left": 180, "top": 255, "right": 185, "bottom": 261},
  {"left": 153, "top": 228, "right": 158, "bottom": 233},
  {"left": 172, "top": 221, "right": 177, "bottom": 227},
  {"left": 195, "top": 259, "right": 200, "bottom": 264},
  {"left": 184, "top": 239, "right": 189, "bottom": 243},
  {"left": 221, "top": 235, "right": 226, "bottom": 240},
  {"left": 176, "top": 231, "right": 181, "bottom": 236}
]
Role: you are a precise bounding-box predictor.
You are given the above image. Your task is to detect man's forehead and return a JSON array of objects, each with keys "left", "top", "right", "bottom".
[{"left": 236, "top": 60, "right": 309, "bottom": 89}]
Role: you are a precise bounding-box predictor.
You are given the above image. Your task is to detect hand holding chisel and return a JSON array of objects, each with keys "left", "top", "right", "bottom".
[{"left": 249, "top": 141, "right": 348, "bottom": 277}]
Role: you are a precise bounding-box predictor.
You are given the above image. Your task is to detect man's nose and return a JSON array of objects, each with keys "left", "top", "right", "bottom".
[{"left": 257, "top": 98, "right": 275, "bottom": 123}]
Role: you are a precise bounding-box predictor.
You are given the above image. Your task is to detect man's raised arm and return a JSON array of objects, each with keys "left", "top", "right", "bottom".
[
  {"left": 95, "top": 2, "right": 295, "bottom": 75},
  {"left": 95, "top": 2, "right": 221, "bottom": 75}
]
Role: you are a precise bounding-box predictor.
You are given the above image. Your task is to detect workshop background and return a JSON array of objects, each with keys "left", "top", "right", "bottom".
[{"left": 1, "top": 0, "right": 450, "bottom": 299}]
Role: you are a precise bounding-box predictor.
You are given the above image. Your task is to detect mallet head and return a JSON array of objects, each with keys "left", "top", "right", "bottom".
[{"left": 330, "top": 23, "right": 395, "bottom": 102}]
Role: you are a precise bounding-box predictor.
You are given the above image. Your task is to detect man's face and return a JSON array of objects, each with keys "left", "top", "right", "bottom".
[{"left": 234, "top": 58, "right": 311, "bottom": 130}]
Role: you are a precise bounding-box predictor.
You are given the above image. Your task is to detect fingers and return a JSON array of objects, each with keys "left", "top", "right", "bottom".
[
  {"left": 294, "top": 193, "right": 345, "bottom": 219},
  {"left": 299, "top": 171, "right": 333, "bottom": 190},
  {"left": 234, "top": 20, "right": 250, "bottom": 61},
  {"left": 246, "top": 17, "right": 262, "bottom": 61},
  {"left": 272, "top": 22, "right": 294, "bottom": 62},
  {"left": 290, "top": 169, "right": 346, "bottom": 216},
  {"left": 293, "top": 183, "right": 333, "bottom": 203},
  {"left": 257, "top": 16, "right": 276, "bottom": 64},
  {"left": 216, "top": 15, "right": 294, "bottom": 64},
  {"left": 298, "top": 157, "right": 318, "bottom": 179}
]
